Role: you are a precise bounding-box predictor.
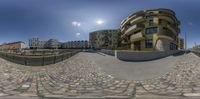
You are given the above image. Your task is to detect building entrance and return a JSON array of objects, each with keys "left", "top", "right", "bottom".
[{"left": 134, "top": 41, "right": 141, "bottom": 50}]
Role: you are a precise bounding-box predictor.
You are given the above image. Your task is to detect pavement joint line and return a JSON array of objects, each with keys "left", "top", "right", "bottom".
[{"left": 183, "top": 93, "right": 200, "bottom": 97}]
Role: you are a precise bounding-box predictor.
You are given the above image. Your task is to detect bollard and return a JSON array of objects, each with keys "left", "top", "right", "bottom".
[
  {"left": 54, "top": 55, "right": 56, "bottom": 64},
  {"left": 62, "top": 55, "right": 64, "bottom": 61},
  {"left": 42, "top": 56, "right": 45, "bottom": 66},
  {"left": 115, "top": 50, "right": 117, "bottom": 58},
  {"left": 25, "top": 57, "right": 27, "bottom": 65}
]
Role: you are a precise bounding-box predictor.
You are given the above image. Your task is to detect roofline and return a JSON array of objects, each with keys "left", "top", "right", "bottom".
[
  {"left": 120, "top": 8, "right": 179, "bottom": 25},
  {"left": 90, "top": 29, "right": 120, "bottom": 33},
  {"left": 0, "top": 41, "right": 25, "bottom": 45},
  {"left": 145, "top": 8, "right": 176, "bottom": 15}
]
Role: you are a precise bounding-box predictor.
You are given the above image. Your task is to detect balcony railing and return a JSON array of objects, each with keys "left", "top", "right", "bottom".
[
  {"left": 121, "top": 27, "right": 126, "bottom": 33},
  {"left": 130, "top": 16, "right": 143, "bottom": 25},
  {"left": 124, "top": 24, "right": 144, "bottom": 36},
  {"left": 158, "top": 15, "right": 174, "bottom": 24},
  {"left": 130, "top": 32, "right": 144, "bottom": 41},
  {"left": 157, "top": 34, "right": 174, "bottom": 41},
  {"left": 121, "top": 12, "right": 144, "bottom": 27},
  {"left": 167, "top": 24, "right": 178, "bottom": 35}
]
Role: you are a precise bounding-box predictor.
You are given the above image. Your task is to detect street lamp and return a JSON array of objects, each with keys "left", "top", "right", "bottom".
[{"left": 185, "top": 32, "right": 187, "bottom": 54}]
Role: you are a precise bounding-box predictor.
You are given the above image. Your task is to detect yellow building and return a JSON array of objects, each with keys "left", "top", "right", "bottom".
[
  {"left": 120, "top": 8, "right": 181, "bottom": 51},
  {"left": 0, "top": 41, "right": 25, "bottom": 50}
]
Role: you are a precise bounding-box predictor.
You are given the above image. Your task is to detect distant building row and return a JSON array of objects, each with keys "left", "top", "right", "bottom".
[
  {"left": 0, "top": 41, "right": 25, "bottom": 50},
  {"left": 61, "top": 41, "right": 89, "bottom": 49},
  {"left": 193, "top": 45, "right": 200, "bottom": 50},
  {"left": 29, "top": 38, "right": 89, "bottom": 49}
]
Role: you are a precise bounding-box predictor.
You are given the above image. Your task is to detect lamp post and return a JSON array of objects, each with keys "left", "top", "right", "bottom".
[{"left": 185, "top": 32, "right": 187, "bottom": 53}]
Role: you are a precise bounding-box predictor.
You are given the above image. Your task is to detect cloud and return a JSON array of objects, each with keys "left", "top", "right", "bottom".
[
  {"left": 72, "top": 21, "right": 81, "bottom": 27},
  {"left": 188, "top": 21, "right": 193, "bottom": 26},
  {"left": 76, "top": 33, "right": 80, "bottom": 37}
]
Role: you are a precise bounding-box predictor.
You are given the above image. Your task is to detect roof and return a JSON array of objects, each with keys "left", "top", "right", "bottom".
[
  {"left": 0, "top": 41, "right": 25, "bottom": 46},
  {"left": 90, "top": 29, "right": 120, "bottom": 34},
  {"left": 121, "top": 8, "right": 177, "bottom": 25}
]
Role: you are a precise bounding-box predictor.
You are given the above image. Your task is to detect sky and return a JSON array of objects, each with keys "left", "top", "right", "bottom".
[{"left": 0, "top": 0, "right": 199, "bottom": 48}]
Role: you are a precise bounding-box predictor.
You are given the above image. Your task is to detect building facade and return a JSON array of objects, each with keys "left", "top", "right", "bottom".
[
  {"left": 178, "top": 38, "right": 184, "bottom": 49},
  {"left": 46, "top": 39, "right": 60, "bottom": 49},
  {"left": 29, "top": 38, "right": 60, "bottom": 49},
  {"left": 0, "top": 41, "right": 25, "bottom": 50},
  {"left": 29, "top": 38, "right": 89, "bottom": 49},
  {"left": 89, "top": 29, "right": 120, "bottom": 49},
  {"left": 193, "top": 45, "right": 200, "bottom": 50},
  {"left": 120, "top": 8, "right": 181, "bottom": 51},
  {"left": 61, "top": 40, "right": 89, "bottom": 49},
  {"left": 29, "top": 38, "right": 39, "bottom": 49}
]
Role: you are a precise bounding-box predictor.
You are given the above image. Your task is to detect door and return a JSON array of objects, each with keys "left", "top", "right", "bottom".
[{"left": 134, "top": 41, "right": 141, "bottom": 50}]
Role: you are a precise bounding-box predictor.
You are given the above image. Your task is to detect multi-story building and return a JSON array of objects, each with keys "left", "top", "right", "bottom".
[
  {"left": 46, "top": 39, "right": 60, "bottom": 49},
  {"left": 29, "top": 38, "right": 60, "bottom": 49},
  {"left": 178, "top": 38, "right": 184, "bottom": 49},
  {"left": 61, "top": 40, "right": 89, "bottom": 49},
  {"left": 29, "top": 38, "right": 39, "bottom": 49},
  {"left": 89, "top": 29, "right": 120, "bottom": 49},
  {"left": 120, "top": 8, "right": 181, "bottom": 51},
  {"left": 0, "top": 41, "right": 25, "bottom": 50},
  {"left": 193, "top": 45, "right": 200, "bottom": 50}
]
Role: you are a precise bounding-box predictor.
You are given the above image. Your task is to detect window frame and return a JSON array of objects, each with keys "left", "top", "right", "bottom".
[
  {"left": 145, "top": 39, "right": 153, "bottom": 48},
  {"left": 145, "top": 27, "right": 158, "bottom": 34}
]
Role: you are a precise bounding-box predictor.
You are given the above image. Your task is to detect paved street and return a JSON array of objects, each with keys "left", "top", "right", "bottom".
[
  {"left": 0, "top": 52, "right": 200, "bottom": 98},
  {"left": 89, "top": 52, "right": 182, "bottom": 80}
]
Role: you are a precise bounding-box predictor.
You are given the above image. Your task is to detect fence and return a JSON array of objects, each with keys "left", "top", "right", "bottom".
[
  {"left": 191, "top": 50, "right": 200, "bottom": 57},
  {"left": 100, "top": 49, "right": 115, "bottom": 56},
  {"left": 0, "top": 50, "right": 80, "bottom": 66},
  {"left": 99, "top": 49, "right": 186, "bottom": 61},
  {"left": 117, "top": 50, "right": 185, "bottom": 61}
]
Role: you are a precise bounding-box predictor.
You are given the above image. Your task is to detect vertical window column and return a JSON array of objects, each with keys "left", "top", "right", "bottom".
[{"left": 145, "top": 39, "right": 153, "bottom": 48}]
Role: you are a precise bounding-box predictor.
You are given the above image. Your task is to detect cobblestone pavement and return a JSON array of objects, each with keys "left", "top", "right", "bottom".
[
  {"left": 138, "top": 53, "right": 200, "bottom": 97},
  {"left": 0, "top": 52, "right": 199, "bottom": 98},
  {"left": 0, "top": 52, "right": 135, "bottom": 98}
]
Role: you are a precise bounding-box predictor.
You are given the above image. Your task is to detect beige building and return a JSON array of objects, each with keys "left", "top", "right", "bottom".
[
  {"left": 120, "top": 8, "right": 181, "bottom": 51},
  {"left": 0, "top": 41, "right": 25, "bottom": 50}
]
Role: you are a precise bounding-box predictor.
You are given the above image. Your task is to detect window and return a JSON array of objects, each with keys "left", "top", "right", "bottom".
[
  {"left": 146, "top": 15, "right": 152, "bottom": 19},
  {"left": 146, "top": 15, "right": 154, "bottom": 19},
  {"left": 170, "top": 43, "right": 178, "bottom": 50},
  {"left": 146, "top": 14, "right": 156, "bottom": 19},
  {"left": 145, "top": 27, "right": 157, "bottom": 34},
  {"left": 145, "top": 39, "right": 153, "bottom": 48},
  {"left": 149, "top": 20, "right": 154, "bottom": 26},
  {"left": 159, "top": 19, "right": 162, "bottom": 25}
]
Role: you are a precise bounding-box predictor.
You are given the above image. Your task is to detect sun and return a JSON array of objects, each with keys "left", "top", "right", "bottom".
[{"left": 97, "top": 19, "right": 104, "bottom": 24}]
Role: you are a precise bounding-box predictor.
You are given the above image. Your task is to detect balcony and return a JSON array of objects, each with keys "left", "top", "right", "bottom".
[
  {"left": 121, "top": 27, "right": 126, "bottom": 33},
  {"left": 130, "top": 32, "right": 144, "bottom": 41},
  {"left": 159, "top": 13, "right": 180, "bottom": 25},
  {"left": 166, "top": 24, "right": 178, "bottom": 35},
  {"left": 130, "top": 16, "right": 144, "bottom": 25},
  {"left": 159, "top": 9, "right": 175, "bottom": 16},
  {"left": 124, "top": 24, "right": 144, "bottom": 36},
  {"left": 157, "top": 34, "right": 174, "bottom": 41},
  {"left": 121, "top": 13, "right": 144, "bottom": 27},
  {"left": 158, "top": 15, "right": 174, "bottom": 24}
]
